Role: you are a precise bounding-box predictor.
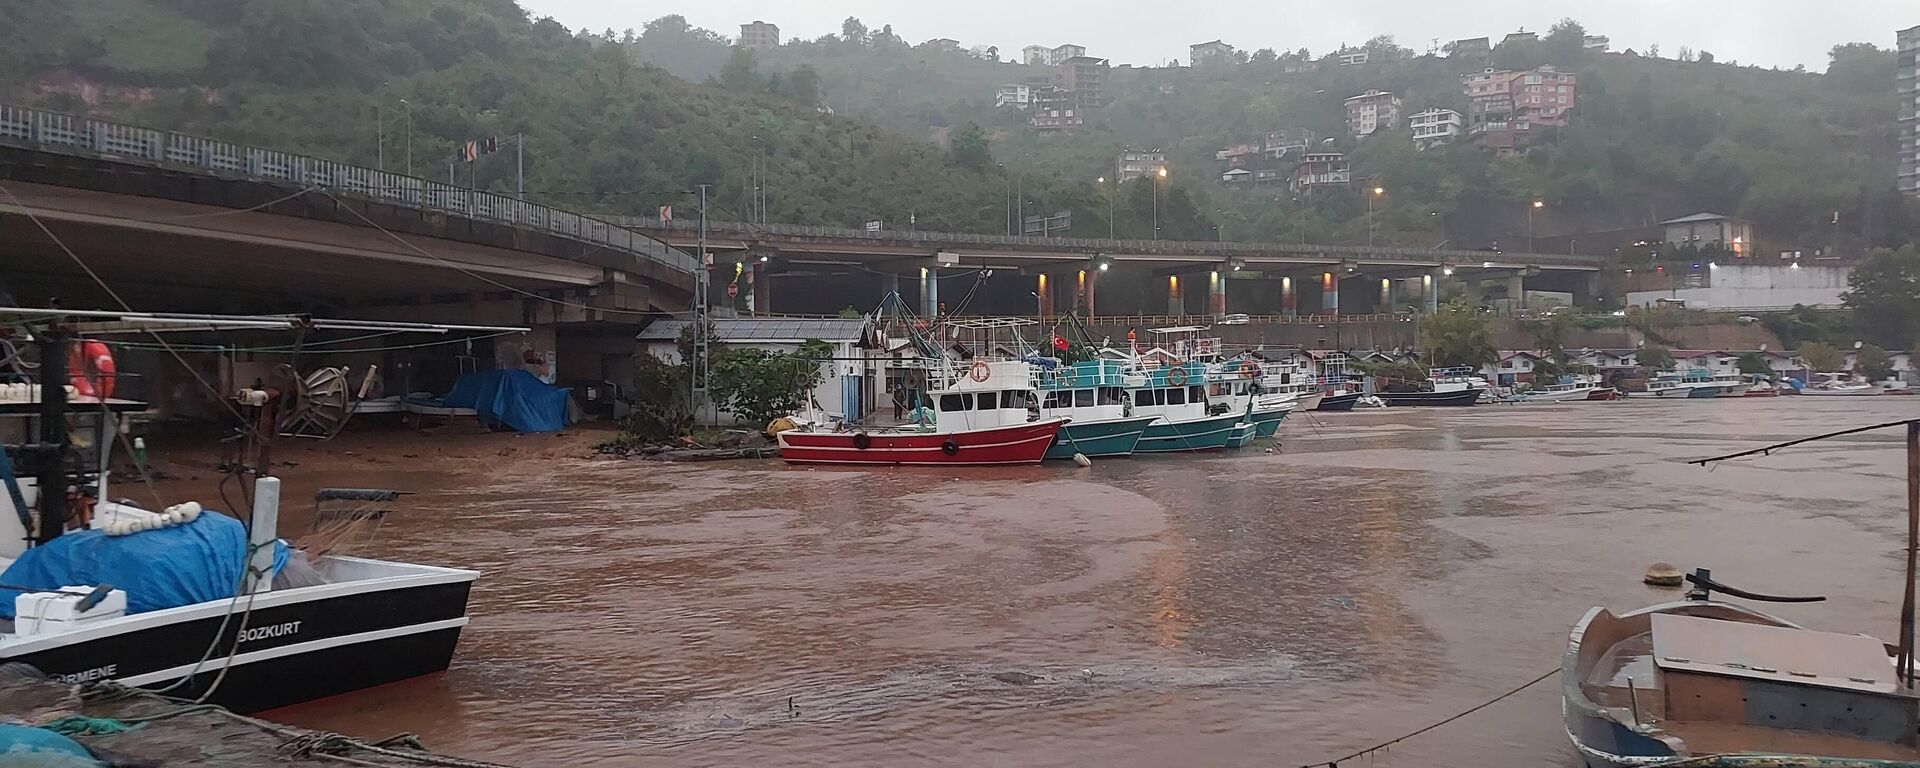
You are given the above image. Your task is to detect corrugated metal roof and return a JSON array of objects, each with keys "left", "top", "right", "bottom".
[
  {"left": 1660, "top": 212, "right": 1735, "bottom": 224},
  {"left": 637, "top": 318, "right": 870, "bottom": 343}
]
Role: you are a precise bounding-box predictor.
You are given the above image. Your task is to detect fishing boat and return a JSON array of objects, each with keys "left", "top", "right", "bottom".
[
  {"left": 778, "top": 360, "right": 1065, "bottom": 465},
  {"left": 1374, "top": 367, "right": 1484, "bottom": 407},
  {"left": 0, "top": 311, "right": 489, "bottom": 714},
  {"left": 1565, "top": 568, "right": 1920, "bottom": 768},
  {"left": 1128, "top": 362, "right": 1247, "bottom": 453},
  {"left": 1316, "top": 390, "right": 1364, "bottom": 411},
  {"left": 1033, "top": 359, "right": 1157, "bottom": 459},
  {"left": 1645, "top": 370, "right": 1738, "bottom": 399},
  {"left": 1522, "top": 375, "right": 1607, "bottom": 402},
  {"left": 1206, "top": 360, "right": 1295, "bottom": 438},
  {"left": 1798, "top": 374, "right": 1883, "bottom": 396},
  {"left": 1741, "top": 375, "right": 1783, "bottom": 397}
]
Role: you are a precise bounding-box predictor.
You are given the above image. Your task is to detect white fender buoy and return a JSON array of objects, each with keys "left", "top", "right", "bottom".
[{"left": 1072, "top": 453, "right": 1092, "bottom": 468}]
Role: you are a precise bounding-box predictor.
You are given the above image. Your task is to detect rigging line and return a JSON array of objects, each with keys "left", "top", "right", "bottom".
[
  {"left": 1687, "top": 418, "right": 1920, "bottom": 466},
  {"left": 1295, "top": 667, "right": 1559, "bottom": 768},
  {"left": 100, "top": 329, "right": 523, "bottom": 355},
  {"left": 305, "top": 186, "right": 668, "bottom": 318},
  {"left": 145, "top": 185, "right": 320, "bottom": 222},
  {"left": 0, "top": 182, "right": 251, "bottom": 427}
]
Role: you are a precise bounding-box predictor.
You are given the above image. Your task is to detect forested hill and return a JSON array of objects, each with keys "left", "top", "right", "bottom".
[
  {"left": 0, "top": 1, "right": 1023, "bottom": 233},
  {"left": 4, "top": 2, "right": 1917, "bottom": 255},
  {"left": 635, "top": 16, "right": 1920, "bottom": 254}
]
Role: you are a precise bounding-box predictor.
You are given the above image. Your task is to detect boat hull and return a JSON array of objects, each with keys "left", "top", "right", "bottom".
[
  {"left": 1249, "top": 407, "right": 1291, "bottom": 438},
  {"left": 1135, "top": 413, "right": 1247, "bottom": 453},
  {"left": 1046, "top": 416, "right": 1155, "bottom": 459},
  {"left": 1316, "top": 392, "right": 1362, "bottom": 412},
  {"left": 1225, "top": 422, "right": 1258, "bottom": 449},
  {"left": 1799, "top": 387, "right": 1882, "bottom": 396},
  {"left": 778, "top": 419, "right": 1065, "bottom": 465},
  {"left": 1378, "top": 389, "right": 1481, "bottom": 407},
  {"left": 1525, "top": 387, "right": 1602, "bottom": 402},
  {"left": 1, "top": 564, "right": 474, "bottom": 714}
]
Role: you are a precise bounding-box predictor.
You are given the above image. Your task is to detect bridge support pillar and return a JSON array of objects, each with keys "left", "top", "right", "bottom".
[
  {"left": 1208, "top": 271, "right": 1227, "bottom": 316},
  {"left": 882, "top": 272, "right": 900, "bottom": 299},
  {"left": 1321, "top": 271, "right": 1339, "bottom": 317},
  {"left": 1425, "top": 271, "right": 1440, "bottom": 314},
  {"left": 921, "top": 267, "right": 940, "bottom": 317},
  {"left": 1571, "top": 272, "right": 1599, "bottom": 308},
  {"left": 748, "top": 261, "right": 769, "bottom": 315},
  {"left": 1280, "top": 276, "right": 1296, "bottom": 316},
  {"left": 1036, "top": 274, "right": 1055, "bottom": 318},
  {"left": 1380, "top": 277, "right": 1398, "bottom": 313},
  {"left": 1506, "top": 272, "right": 1525, "bottom": 310},
  {"left": 1166, "top": 275, "right": 1183, "bottom": 315}
]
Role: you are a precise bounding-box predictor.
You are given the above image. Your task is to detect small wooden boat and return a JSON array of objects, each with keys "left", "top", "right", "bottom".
[
  {"left": 1316, "top": 391, "right": 1363, "bottom": 411},
  {"left": 1524, "top": 375, "right": 1607, "bottom": 402},
  {"left": 1565, "top": 569, "right": 1920, "bottom": 768},
  {"left": 1377, "top": 388, "right": 1482, "bottom": 407},
  {"left": 1799, "top": 376, "right": 1883, "bottom": 396},
  {"left": 1646, "top": 371, "right": 1737, "bottom": 399}
]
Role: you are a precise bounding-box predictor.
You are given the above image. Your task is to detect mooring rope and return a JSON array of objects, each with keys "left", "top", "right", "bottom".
[{"left": 1296, "top": 667, "right": 1559, "bottom": 768}]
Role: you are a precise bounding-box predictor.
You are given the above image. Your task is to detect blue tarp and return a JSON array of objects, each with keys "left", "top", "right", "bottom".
[
  {"left": 441, "top": 369, "right": 571, "bottom": 432},
  {"left": 0, "top": 512, "right": 286, "bottom": 618}
]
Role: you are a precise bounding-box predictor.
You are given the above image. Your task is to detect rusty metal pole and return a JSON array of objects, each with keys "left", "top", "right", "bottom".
[{"left": 1902, "top": 422, "right": 1919, "bottom": 687}]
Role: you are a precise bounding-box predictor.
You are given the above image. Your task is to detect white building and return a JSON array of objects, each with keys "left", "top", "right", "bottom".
[
  {"left": 1625, "top": 263, "right": 1854, "bottom": 311},
  {"left": 1023, "top": 45, "right": 1050, "bottom": 66},
  {"left": 1049, "top": 44, "right": 1086, "bottom": 65},
  {"left": 1344, "top": 90, "right": 1401, "bottom": 136},
  {"left": 1661, "top": 212, "right": 1756, "bottom": 256},
  {"left": 1338, "top": 48, "right": 1370, "bottom": 66},
  {"left": 995, "top": 84, "right": 1032, "bottom": 109},
  {"left": 1900, "top": 25, "right": 1919, "bottom": 196},
  {"left": 1191, "top": 40, "right": 1236, "bottom": 68},
  {"left": 1114, "top": 150, "right": 1168, "bottom": 183},
  {"left": 739, "top": 20, "right": 780, "bottom": 50},
  {"left": 636, "top": 318, "right": 881, "bottom": 426},
  {"left": 1409, "top": 108, "right": 1462, "bottom": 149}
]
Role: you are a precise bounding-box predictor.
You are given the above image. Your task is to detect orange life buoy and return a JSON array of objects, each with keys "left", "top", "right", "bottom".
[
  {"left": 68, "top": 339, "right": 116, "bottom": 399},
  {"left": 1166, "top": 365, "right": 1189, "bottom": 386},
  {"left": 1239, "top": 360, "right": 1262, "bottom": 379},
  {"left": 968, "top": 361, "right": 991, "bottom": 383}
]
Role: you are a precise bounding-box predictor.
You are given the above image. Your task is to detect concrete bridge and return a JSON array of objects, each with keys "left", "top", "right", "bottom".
[{"left": 607, "top": 216, "right": 1613, "bottom": 317}]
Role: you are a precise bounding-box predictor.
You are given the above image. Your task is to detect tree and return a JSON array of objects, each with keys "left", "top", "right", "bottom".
[
  {"left": 1543, "top": 18, "right": 1587, "bottom": 65},
  {"left": 718, "top": 46, "right": 759, "bottom": 91},
  {"left": 1736, "top": 352, "right": 1772, "bottom": 375},
  {"left": 1697, "top": 50, "right": 1716, "bottom": 65},
  {"left": 1827, "top": 43, "right": 1893, "bottom": 94},
  {"left": 1638, "top": 346, "right": 1674, "bottom": 370},
  {"left": 1856, "top": 344, "right": 1894, "bottom": 380},
  {"left": 947, "top": 121, "right": 992, "bottom": 170},
  {"left": 1420, "top": 302, "right": 1497, "bottom": 368},
  {"left": 1840, "top": 245, "right": 1920, "bottom": 349},
  {"left": 708, "top": 343, "right": 827, "bottom": 428},
  {"left": 1251, "top": 48, "right": 1277, "bottom": 65},
  {"left": 785, "top": 64, "right": 821, "bottom": 104},
  {"left": 625, "top": 352, "right": 693, "bottom": 441},
  {"left": 840, "top": 17, "right": 869, "bottom": 46},
  {"left": 983, "top": 45, "right": 999, "bottom": 62},
  {"left": 1799, "top": 341, "right": 1846, "bottom": 372}
]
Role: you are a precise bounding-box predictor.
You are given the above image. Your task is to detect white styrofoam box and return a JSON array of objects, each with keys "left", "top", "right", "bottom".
[{"left": 14, "top": 588, "right": 128, "bottom": 635}]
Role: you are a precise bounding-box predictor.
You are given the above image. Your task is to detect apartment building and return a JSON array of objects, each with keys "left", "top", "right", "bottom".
[
  {"left": 1050, "top": 44, "right": 1086, "bottom": 65},
  {"left": 1114, "top": 150, "right": 1169, "bottom": 183},
  {"left": 1345, "top": 90, "right": 1401, "bottom": 136},
  {"left": 1191, "top": 40, "right": 1236, "bottom": 68},
  {"left": 1058, "top": 56, "right": 1110, "bottom": 109},
  {"left": 1901, "top": 25, "right": 1919, "bottom": 196},
  {"left": 1023, "top": 45, "right": 1050, "bottom": 66},
  {"left": 1463, "top": 65, "right": 1578, "bottom": 155},
  {"left": 1290, "top": 152, "right": 1351, "bottom": 193},
  {"left": 739, "top": 20, "right": 780, "bottom": 50},
  {"left": 1410, "top": 108, "right": 1463, "bottom": 149}
]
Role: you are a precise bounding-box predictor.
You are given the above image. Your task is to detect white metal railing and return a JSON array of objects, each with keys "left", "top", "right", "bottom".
[{"left": 0, "top": 102, "right": 695, "bottom": 275}]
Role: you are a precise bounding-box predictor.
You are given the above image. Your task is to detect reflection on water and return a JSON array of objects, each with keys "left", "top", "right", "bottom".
[{"left": 273, "top": 399, "right": 1920, "bottom": 768}]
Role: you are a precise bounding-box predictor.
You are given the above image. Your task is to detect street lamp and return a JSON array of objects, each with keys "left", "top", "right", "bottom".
[
  {"left": 400, "top": 98, "right": 413, "bottom": 177},
  {"left": 1096, "top": 176, "right": 1114, "bottom": 239},
  {"left": 1529, "top": 200, "right": 1544, "bottom": 252},
  {"left": 998, "top": 163, "right": 1011, "bottom": 235},
  {"left": 1368, "top": 186, "right": 1385, "bottom": 247},
  {"left": 1153, "top": 166, "right": 1168, "bottom": 240}
]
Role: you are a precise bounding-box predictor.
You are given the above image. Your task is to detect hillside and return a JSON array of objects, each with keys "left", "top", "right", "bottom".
[
  {"left": 0, "top": 0, "right": 1029, "bottom": 234},
  {"left": 635, "top": 17, "right": 1920, "bottom": 255}
]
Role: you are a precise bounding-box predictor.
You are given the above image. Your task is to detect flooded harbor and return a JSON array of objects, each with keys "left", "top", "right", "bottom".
[{"left": 257, "top": 397, "right": 1918, "bottom": 767}]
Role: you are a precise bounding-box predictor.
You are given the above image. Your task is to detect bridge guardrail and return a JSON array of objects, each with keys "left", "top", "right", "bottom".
[
  {"left": 609, "top": 216, "right": 1607, "bottom": 268},
  {"left": 0, "top": 103, "right": 696, "bottom": 275}
]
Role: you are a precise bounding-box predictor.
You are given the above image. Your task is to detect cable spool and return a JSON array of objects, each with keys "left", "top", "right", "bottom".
[{"left": 278, "top": 367, "right": 351, "bottom": 439}]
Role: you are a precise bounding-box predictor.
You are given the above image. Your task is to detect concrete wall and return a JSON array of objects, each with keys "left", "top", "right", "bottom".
[{"left": 1626, "top": 264, "right": 1851, "bottom": 310}]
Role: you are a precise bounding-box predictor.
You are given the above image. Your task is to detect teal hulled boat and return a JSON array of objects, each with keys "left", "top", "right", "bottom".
[
  {"left": 1225, "top": 421, "right": 1259, "bottom": 448},
  {"left": 1135, "top": 412, "right": 1248, "bottom": 453},
  {"left": 1248, "top": 406, "right": 1291, "bottom": 438},
  {"left": 1047, "top": 415, "right": 1158, "bottom": 459}
]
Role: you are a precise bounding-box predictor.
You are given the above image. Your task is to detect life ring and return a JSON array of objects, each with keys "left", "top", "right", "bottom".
[
  {"left": 968, "top": 361, "right": 991, "bottom": 383},
  {"left": 852, "top": 432, "right": 872, "bottom": 450},
  {"left": 1166, "top": 366, "right": 1189, "bottom": 386},
  {"left": 68, "top": 339, "right": 116, "bottom": 399},
  {"left": 941, "top": 438, "right": 960, "bottom": 456},
  {"left": 1238, "top": 360, "right": 1262, "bottom": 379}
]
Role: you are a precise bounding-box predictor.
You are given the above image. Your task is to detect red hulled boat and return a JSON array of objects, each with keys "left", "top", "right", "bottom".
[{"left": 777, "top": 418, "right": 1065, "bottom": 466}]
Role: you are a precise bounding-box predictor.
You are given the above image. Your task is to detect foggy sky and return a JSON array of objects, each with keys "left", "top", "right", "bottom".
[{"left": 520, "top": 0, "right": 1914, "bottom": 72}]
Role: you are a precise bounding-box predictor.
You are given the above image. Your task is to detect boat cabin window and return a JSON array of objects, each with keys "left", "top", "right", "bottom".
[
  {"left": 977, "top": 392, "right": 997, "bottom": 410},
  {"left": 1043, "top": 391, "right": 1065, "bottom": 409},
  {"left": 1004, "top": 390, "right": 1033, "bottom": 409},
  {"left": 1099, "top": 387, "right": 1124, "bottom": 405},
  {"left": 1209, "top": 382, "right": 1229, "bottom": 397},
  {"left": 1190, "top": 385, "right": 1206, "bottom": 403},
  {"left": 1074, "top": 389, "right": 1094, "bottom": 408},
  {"left": 1134, "top": 389, "right": 1162, "bottom": 406},
  {"left": 1167, "top": 388, "right": 1186, "bottom": 406},
  {"left": 939, "top": 393, "right": 973, "bottom": 412}
]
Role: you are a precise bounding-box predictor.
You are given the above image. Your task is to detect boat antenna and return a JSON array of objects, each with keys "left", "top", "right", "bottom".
[{"left": 1689, "top": 418, "right": 1920, "bottom": 687}]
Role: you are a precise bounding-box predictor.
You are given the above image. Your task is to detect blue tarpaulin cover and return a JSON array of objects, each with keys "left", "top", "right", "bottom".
[
  {"left": 0, "top": 512, "right": 286, "bottom": 618},
  {"left": 441, "top": 370, "right": 572, "bottom": 432}
]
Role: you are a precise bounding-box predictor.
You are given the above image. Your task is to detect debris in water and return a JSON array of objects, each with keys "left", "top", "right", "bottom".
[
  {"left": 1645, "top": 562, "right": 1684, "bottom": 587},
  {"left": 990, "top": 671, "right": 1043, "bottom": 686}
]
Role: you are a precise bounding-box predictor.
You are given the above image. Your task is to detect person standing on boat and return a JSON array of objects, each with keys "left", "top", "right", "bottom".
[{"left": 891, "top": 385, "right": 908, "bottom": 421}]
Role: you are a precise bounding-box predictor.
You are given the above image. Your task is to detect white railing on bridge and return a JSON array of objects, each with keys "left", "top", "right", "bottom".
[{"left": 0, "top": 103, "right": 695, "bottom": 275}]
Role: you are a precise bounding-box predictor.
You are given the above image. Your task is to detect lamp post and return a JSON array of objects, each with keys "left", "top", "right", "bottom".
[
  {"left": 1368, "top": 186, "right": 1385, "bottom": 246},
  {"left": 1153, "top": 166, "right": 1168, "bottom": 240},
  {"left": 1096, "top": 176, "right": 1114, "bottom": 238},
  {"left": 999, "top": 163, "right": 1011, "bottom": 235},
  {"left": 1529, "top": 199, "right": 1544, "bottom": 252},
  {"left": 400, "top": 99, "right": 413, "bottom": 177}
]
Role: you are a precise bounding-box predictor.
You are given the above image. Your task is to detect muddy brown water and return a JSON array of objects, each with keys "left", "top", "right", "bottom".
[{"left": 257, "top": 398, "right": 1919, "bottom": 767}]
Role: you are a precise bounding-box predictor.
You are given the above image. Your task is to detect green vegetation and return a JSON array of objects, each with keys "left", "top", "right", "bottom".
[
  {"left": 1841, "top": 245, "right": 1920, "bottom": 350},
  {"left": 1798, "top": 341, "right": 1846, "bottom": 372},
  {"left": 1736, "top": 352, "right": 1771, "bottom": 376},
  {"left": 707, "top": 339, "right": 829, "bottom": 428},
  {"left": 1855, "top": 344, "right": 1894, "bottom": 380},
  {"left": 1419, "top": 302, "right": 1497, "bottom": 369},
  {"left": 1637, "top": 346, "right": 1674, "bottom": 371}
]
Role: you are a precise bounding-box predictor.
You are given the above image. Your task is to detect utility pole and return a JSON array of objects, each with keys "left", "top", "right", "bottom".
[
  {"left": 376, "top": 104, "right": 384, "bottom": 171},
  {"left": 692, "top": 184, "right": 712, "bottom": 422},
  {"left": 402, "top": 99, "right": 412, "bottom": 177},
  {"left": 515, "top": 132, "right": 524, "bottom": 200}
]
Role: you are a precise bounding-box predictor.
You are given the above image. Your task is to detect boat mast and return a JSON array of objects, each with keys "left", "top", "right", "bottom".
[
  {"left": 32, "top": 325, "right": 70, "bottom": 544},
  {"left": 1902, "top": 422, "right": 1919, "bottom": 687}
]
